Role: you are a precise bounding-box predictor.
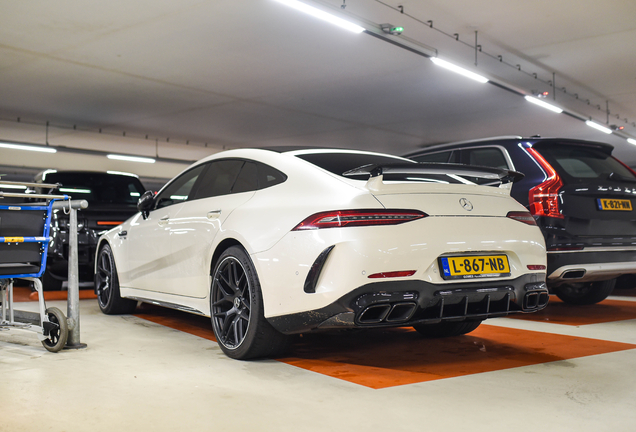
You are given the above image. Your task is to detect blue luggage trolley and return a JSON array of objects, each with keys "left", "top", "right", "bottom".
[{"left": 0, "top": 180, "right": 70, "bottom": 352}]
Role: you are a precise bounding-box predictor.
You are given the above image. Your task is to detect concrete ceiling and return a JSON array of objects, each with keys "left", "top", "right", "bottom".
[{"left": 1, "top": 0, "right": 635, "bottom": 182}]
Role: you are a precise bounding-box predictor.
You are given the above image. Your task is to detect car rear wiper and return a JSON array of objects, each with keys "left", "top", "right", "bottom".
[{"left": 608, "top": 172, "right": 636, "bottom": 183}]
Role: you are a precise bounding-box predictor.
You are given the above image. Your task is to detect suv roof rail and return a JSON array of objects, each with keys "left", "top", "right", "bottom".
[
  {"left": 405, "top": 136, "right": 523, "bottom": 155},
  {"left": 439, "top": 136, "right": 523, "bottom": 146}
]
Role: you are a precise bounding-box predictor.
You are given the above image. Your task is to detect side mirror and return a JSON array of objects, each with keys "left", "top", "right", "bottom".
[{"left": 137, "top": 190, "right": 155, "bottom": 220}]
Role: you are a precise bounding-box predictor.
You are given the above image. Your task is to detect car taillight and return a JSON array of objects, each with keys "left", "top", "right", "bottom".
[
  {"left": 527, "top": 147, "right": 564, "bottom": 219},
  {"left": 613, "top": 157, "right": 636, "bottom": 178},
  {"left": 507, "top": 211, "right": 537, "bottom": 225},
  {"left": 292, "top": 209, "right": 427, "bottom": 230}
]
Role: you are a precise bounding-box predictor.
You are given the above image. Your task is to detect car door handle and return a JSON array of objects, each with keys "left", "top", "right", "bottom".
[
  {"left": 118, "top": 230, "right": 128, "bottom": 237},
  {"left": 207, "top": 210, "right": 222, "bottom": 220},
  {"left": 158, "top": 216, "right": 169, "bottom": 226}
]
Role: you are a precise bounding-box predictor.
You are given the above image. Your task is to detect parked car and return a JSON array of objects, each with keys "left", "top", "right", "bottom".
[
  {"left": 33, "top": 170, "right": 146, "bottom": 290},
  {"left": 94, "top": 147, "right": 548, "bottom": 359},
  {"left": 405, "top": 136, "right": 636, "bottom": 304}
]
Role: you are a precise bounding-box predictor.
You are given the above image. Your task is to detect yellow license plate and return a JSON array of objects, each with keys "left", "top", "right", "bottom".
[
  {"left": 439, "top": 255, "right": 510, "bottom": 279},
  {"left": 597, "top": 198, "right": 632, "bottom": 211}
]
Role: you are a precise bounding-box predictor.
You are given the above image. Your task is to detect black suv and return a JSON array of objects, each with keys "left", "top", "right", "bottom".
[
  {"left": 405, "top": 137, "right": 636, "bottom": 304},
  {"left": 34, "top": 170, "right": 146, "bottom": 290}
]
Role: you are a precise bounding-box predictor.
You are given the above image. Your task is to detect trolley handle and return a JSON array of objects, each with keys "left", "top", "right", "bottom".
[
  {"left": 0, "top": 180, "right": 61, "bottom": 189},
  {"left": 0, "top": 192, "right": 67, "bottom": 200},
  {"left": 0, "top": 180, "right": 66, "bottom": 200}
]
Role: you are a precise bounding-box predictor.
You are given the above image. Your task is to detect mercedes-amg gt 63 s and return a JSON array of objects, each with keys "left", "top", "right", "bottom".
[{"left": 95, "top": 148, "right": 548, "bottom": 359}]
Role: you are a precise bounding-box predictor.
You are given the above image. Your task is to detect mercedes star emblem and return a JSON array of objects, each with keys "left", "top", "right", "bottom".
[{"left": 459, "top": 198, "right": 473, "bottom": 211}]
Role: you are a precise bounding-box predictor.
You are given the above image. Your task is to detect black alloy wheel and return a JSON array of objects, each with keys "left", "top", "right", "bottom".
[
  {"left": 210, "top": 246, "right": 288, "bottom": 360},
  {"left": 94, "top": 244, "right": 137, "bottom": 314},
  {"left": 211, "top": 254, "right": 252, "bottom": 350}
]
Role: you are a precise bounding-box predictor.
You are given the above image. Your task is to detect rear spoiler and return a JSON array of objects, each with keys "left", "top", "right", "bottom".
[{"left": 343, "top": 162, "right": 524, "bottom": 184}]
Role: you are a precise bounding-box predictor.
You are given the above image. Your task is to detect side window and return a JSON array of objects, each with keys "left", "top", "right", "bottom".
[
  {"left": 465, "top": 148, "right": 509, "bottom": 169},
  {"left": 411, "top": 151, "right": 453, "bottom": 163},
  {"left": 155, "top": 165, "right": 206, "bottom": 209},
  {"left": 256, "top": 162, "right": 287, "bottom": 189},
  {"left": 191, "top": 160, "right": 244, "bottom": 200},
  {"left": 231, "top": 162, "right": 258, "bottom": 194}
]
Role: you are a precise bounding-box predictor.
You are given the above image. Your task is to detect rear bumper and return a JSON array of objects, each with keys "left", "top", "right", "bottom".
[
  {"left": 547, "top": 247, "right": 636, "bottom": 284},
  {"left": 267, "top": 273, "right": 548, "bottom": 334}
]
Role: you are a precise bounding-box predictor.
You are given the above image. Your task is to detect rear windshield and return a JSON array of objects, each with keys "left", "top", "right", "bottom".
[
  {"left": 534, "top": 144, "right": 636, "bottom": 182},
  {"left": 295, "top": 152, "right": 410, "bottom": 177},
  {"left": 42, "top": 172, "right": 146, "bottom": 205}
]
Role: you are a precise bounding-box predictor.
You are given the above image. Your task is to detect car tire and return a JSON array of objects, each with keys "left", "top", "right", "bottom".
[
  {"left": 553, "top": 279, "right": 616, "bottom": 305},
  {"left": 413, "top": 319, "right": 483, "bottom": 338},
  {"left": 41, "top": 271, "right": 64, "bottom": 291},
  {"left": 94, "top": 244, "right": 138, "bottom": 314},
  {"left": 210, "top": 246, "right": 288, "bottom": 360}
]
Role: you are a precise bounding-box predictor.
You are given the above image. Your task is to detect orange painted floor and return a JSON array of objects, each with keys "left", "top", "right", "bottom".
[
  {"left": 133, "top": 300, "right": 636, "bottom": 389},
  {"left": 8, "top": 285, "right": 97, "bottom": 302},
  {"left": 280, "top": 326, "right": 635, "bottom": 389}
]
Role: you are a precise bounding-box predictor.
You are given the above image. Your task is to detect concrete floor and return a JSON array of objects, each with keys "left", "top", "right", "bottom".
[{"left": 2, "top": 292, "right": 636, "bottom": 432}]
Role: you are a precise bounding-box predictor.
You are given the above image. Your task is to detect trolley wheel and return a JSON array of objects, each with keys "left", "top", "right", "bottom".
[{"left": 41, "top": 307, "right": 68, "bottom": 353}]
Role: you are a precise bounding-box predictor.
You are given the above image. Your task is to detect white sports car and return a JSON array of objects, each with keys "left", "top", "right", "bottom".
[{"left": 95, "top": 148, "right": 549, "bottom": 359}]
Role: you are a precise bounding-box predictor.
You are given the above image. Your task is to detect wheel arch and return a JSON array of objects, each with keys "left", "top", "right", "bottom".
[
  {"left": 94, "top": 237, "right": 111, "bottom": 274},
  {"left": 210, "top": 238, "right": 245, "bottom": 276}
]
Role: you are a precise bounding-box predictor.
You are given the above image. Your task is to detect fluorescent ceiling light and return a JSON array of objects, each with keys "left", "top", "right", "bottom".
[
  {"left": 107, "top": 154, "right": 156, "bottom": 164},
  {"left": 628, "top": 138, "right": 636, "bottom": 145},
  {"left": 0, "top": 141, "right": 57, "bottom": 153},
  {"left": 274, "top": 0, "right": 364, "bottom": 33},
  {"left": 430, "top": 58, "right": 489, "bottom": 83},
  {"left": 524, "top": 96, "right": 563, "bottom": 113},
  {"left": 585, "top": 120, "right": 612, "bottom": 134}
]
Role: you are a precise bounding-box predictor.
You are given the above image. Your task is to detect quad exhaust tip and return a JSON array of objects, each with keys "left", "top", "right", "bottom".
[
  {"left": 358, "top": 302, "right": 417, "bottom": 324},
  {"left": 523, "top": 291, "right": 549, "bottom": 310}
]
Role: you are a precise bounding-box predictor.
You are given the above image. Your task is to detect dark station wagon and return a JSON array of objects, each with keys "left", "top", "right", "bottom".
[{"left": 406, "top": 136, "right": 636, "bottom": 304}]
